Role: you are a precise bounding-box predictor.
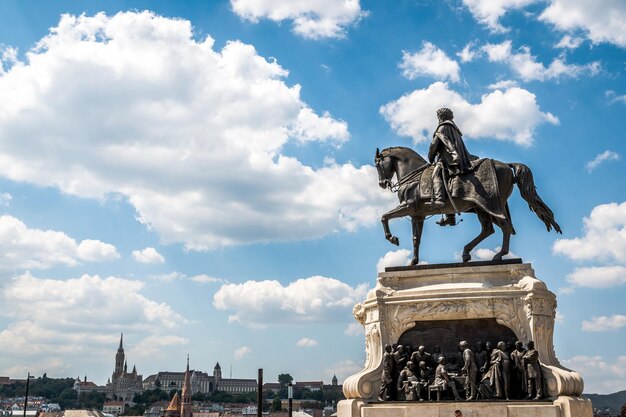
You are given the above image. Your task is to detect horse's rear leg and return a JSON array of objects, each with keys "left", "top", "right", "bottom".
[
  {"left": 492, "top": 216, "right": 513, "bottom": 261},
  {"left": 492, "top": 232, "right": 510, "bottom": 261},
  {"left": 462, "top": 211, "right": 494, "bottom": 262},
  {"left": 410, "top": 217, "right": 424, "bottom": 265}
]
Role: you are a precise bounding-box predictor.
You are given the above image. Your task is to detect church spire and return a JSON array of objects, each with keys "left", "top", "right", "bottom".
[
  {"left": 181, "top": 355, "right": 192, "bottom": 417},
  {"left": 114, "top": 333, "right": 126, "bottom": 378}
]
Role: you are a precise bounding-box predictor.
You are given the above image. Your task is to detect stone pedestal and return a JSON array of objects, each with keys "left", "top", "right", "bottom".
[{"left": 339, "top": 261, "right": 591, "bottom": 417}]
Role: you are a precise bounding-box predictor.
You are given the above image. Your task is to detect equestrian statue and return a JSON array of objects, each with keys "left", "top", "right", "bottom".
[{"left": 375, "top": 107, "right": 561, "bottom": 265}]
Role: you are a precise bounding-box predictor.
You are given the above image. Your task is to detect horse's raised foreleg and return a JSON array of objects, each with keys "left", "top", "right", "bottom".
[
  {"left": 381, "top": 202, "right": 414, "bottom": 247},
  {"left": 462, "top": 211, "right": 494, "bottom": 262},
  {"left": 410, "top": 216, "right": 424, "bottom": 265}
]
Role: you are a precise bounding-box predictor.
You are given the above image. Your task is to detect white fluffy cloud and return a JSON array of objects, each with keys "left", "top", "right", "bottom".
[
  {"left": 380, "top": 82, "right": 558, "bottom": 146},
  {"left": 539, "top": 0, "right": 626, "bottom": 48},
  {"left": 582, "top": 315, "right": 626, "bottom": 332},
  {"left": 325, "top": 359, "right": 362, "bottom": 383},
  {"left": 461, "top": 0, "right": 540, "bottom": 32},
  {"left": 555, "top": 35, "right": 584, "bottom": 50},
  {"left": 606, "top": 90, "right": 626, "bottom": 105},
  {"left": 473, "top": 247, "right": 518, "bottom": 261},
  {"left": 399, "top": 42, "right": 460, "bottom": 83},
  {"left": 586, "top": 150, "right": 620, "bottom": 172},
  {"left": 230, "top": 0, "right": 366, "bottom": 39},
  {"left": 561, "top": 355, "right": 626, "bottom": 394},
  {"left": 133, "top": 247, "right": 166, "bottom": 264},
  {"left": 0, "top": 192, "right": 11, "bottom": 206},
  {"left": 149, "top": 271, "right": 225, "bottom": 284},
  {"left": 129, "top": 335, "right": 189, "bottom": 360},
  {"left": 344, "top": 323, "right": 364, "bottom": 336},
  {"left": 457, "top": 43, "right": 477, "bottom": 63},
  {"left": 0, "top": 273, "right": 186, "bottom": 372},
  {"left": 0, "top": 12, "right": 393, "bottom": 250},
  {"left": 213, "top": 275, "right": 368, "bottom": 327},
  {"left": 487, "top": 80, "right": 518, "bottom": 90},
  {"left": 296, "top": 338, "right": 319, "bottom": 347},
  {"left": 482, "top": 40, "right": 600, "bottom": 82},
  {"left": 0, "top": 215, "right": 119, "bottom": 270},
  {"left": 234, "top": 346, "right": 251, "bottom": 360},
  {"left": 2, "top": 273, "right": 185, "bottom": 329},
  {"left": 376, "top": 249, "right": 412, "bottom": 272},
  {"left": 553, "top": 202, "right": 626, "bottom": 263},
  {"left": 77, "top": 239, "right": 120, "bottom": 262},
  {"left": 566, "top": 266, "right": 626, "bottom": 289}
]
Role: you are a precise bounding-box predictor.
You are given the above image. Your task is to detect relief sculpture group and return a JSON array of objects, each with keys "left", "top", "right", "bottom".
[{"left": 378, "top": 339, "right": 544, "bottom": 402}]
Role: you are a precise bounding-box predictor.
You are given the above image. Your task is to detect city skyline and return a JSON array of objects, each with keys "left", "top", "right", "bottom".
[{"left": 0, "top": 0, "right": 624, "bottom": 395}]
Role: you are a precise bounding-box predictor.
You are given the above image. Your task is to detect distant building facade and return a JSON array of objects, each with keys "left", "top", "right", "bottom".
[
  {"left": 294, "top": 382, "right": 323, "bottom": 392},
  {"left": 74, "top": 376, "right": 100, "bottom": 395},
  {"left": 144, "top": 362, "right": 256, "bottom": 395},
  {"left": 102, "top": 402, "right": 125, "bottom": 416}
]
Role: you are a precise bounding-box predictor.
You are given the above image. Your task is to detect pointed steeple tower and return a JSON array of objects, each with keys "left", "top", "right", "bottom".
[
  {"left": 124, "top": 360, "right": 128, "bottom": 374},
  {"left": 181, "top": 355, "right": 192, "bottom": 417},
  {"left": 332, "top": 375, "right": 338, "bottom": 386},
  {"left": 114, "top": 333, "right": 125, "bottom": 380},
  {"left": 165, "top": 392, "right": 181, "bottom": 417}
]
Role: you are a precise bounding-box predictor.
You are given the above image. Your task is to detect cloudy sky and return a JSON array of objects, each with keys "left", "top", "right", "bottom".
[{"left": 0, "top": 0, "right": 624, "bottom": 395}]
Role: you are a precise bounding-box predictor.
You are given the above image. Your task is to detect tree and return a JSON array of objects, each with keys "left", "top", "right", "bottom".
[
  {"left": 271, "top": 398, "right": 282, "bottom": 412},
  {"left": 278, "top": 374, "right": 293, "bottom": 387},
  {"left": 620, "top": 403, "right": 626, "bottom": 417}
]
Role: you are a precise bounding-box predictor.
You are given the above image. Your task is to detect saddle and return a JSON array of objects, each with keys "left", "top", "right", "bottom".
[{"left": 411, "top": 159, "right": 506, "bottom": 220}]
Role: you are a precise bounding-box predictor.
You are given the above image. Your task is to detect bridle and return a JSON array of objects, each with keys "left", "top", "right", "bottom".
[
  {"left": 375, "top": 153, "right": 396, "bottom": 191},
  {"left": 376, "top": 152, "right": 428, "bottom": 193}
]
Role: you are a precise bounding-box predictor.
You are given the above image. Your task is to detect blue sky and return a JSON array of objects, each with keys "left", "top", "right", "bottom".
[{"left": 0, "top": 0, "right": 624, "bottom": 395}]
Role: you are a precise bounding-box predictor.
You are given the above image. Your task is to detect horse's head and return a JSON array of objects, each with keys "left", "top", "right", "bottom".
[{"left": 375, "top": 147, "right": 395, "bottom": 189}]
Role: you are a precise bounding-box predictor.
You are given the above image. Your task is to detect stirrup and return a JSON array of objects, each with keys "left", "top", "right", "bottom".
[{"left": 436, "top": 215, "right": 457, "bottom": 227}]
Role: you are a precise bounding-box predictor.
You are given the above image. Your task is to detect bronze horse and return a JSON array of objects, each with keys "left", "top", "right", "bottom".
[{"left": 375, "top": 147, "right": 561, "bottom": 265}]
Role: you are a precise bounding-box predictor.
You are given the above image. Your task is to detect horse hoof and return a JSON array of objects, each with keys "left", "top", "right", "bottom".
[
  {"left": 410, "top": 258, "right": 419, "bottom": 266},
  {"left": 390, "top": 236, "right": 399, "bottom": 246},
  {"left": 492, "top": 254, "right": 503, "bottom": 261},
  {"left": 462, "top": 253, "right": 471, "bottom": 262}
]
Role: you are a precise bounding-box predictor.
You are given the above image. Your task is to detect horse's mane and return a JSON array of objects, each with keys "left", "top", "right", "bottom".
[{"left": 381, "top": 146, "right": 427, "bottom": 163}]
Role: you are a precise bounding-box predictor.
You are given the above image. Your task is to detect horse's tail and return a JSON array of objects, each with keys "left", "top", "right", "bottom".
[{"left": 508, "top": 163, "right": 562, "bottom": 234}]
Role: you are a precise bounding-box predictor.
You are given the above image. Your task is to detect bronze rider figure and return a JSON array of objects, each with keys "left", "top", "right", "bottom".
[{"left": 426, "top": 108, "right": 473, "bottom": 226}]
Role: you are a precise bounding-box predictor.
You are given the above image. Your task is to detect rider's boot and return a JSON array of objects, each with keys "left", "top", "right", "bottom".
[
  {"left": 436, "top": 214, "right": 457, "bottom": 227},
  {"left": 426, "top": 175, "right": 446, "bottom": 208}
]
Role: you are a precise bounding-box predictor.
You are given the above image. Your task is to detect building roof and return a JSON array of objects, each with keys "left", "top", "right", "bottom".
[
  {"left": 166, "top": 392, "right": 181, "bottom": 412},
  {"left": 219, "top": 378, "right": 256, "bottom": 384},
  {"left": 41, "top": 411, "right": 106, "bottom": 417}
]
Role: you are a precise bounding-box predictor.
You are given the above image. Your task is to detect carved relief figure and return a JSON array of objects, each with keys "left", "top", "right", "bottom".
[
  {"left": 522, "top": 341, "right": 543, "bottom": 400},
  {"left": 481, "top": 341, "right": 510, "bottom": 399},
  {"left": 460, "top": 341, "right": 478, "bottom": 400},
  {"left": 392, "top": 345, "right": 408, "bottom": 399},
  {"left": 475, "top": 341, "right": 489, "bottom": 377},
  {"left": 510, "top": 341, "right": 527, "bottom": 399},
  {"left": 378, "top": 344, "right": 394, "bottom": 402},
  {"left": 397, "top": 361, "right": 422, "bottom": 401},
  {"left": 410, "top": 346, "right": 431, "bottom": 369},
  {"left": 434, "top": 357, "right": 462, "bottom": 401},
  {"left": 416, "top": 361, "right": 432, "bottom": 400}
]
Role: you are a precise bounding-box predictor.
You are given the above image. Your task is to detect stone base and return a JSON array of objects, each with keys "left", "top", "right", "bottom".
[
  {"left": 343, "top": 262, "right": 585, "bottom": 401},
  {"left": 338, "top": 397, "right": 592, "bottom": 417}
]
